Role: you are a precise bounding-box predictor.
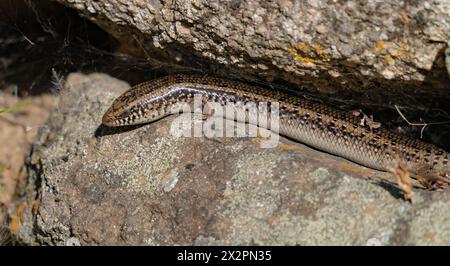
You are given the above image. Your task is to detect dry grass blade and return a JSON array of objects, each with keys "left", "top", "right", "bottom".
[
  {"left": 394, "top": 105, "right": 450, "bottom": 138},
  {"left": 0, "top": 102, "right": 30, "bottom": 114}
]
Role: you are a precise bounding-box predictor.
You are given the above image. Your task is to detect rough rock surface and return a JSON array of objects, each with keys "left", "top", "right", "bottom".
[
  {"left": 53, "top": 0, "right": 450, "bottom": 96},
  {"left": 11, "top": 73, "right": 450, "bottom": 245},
  {"left": 0, "top": 92, "right": 55, "bottom": 226}
]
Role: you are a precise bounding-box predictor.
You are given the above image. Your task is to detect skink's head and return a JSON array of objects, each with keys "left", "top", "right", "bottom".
[
  {"left": 101, "top": 104, "right": 125, "bottom": 127},
  {"left": 102, "top": 89, "right": 150, "bottom": 127},
  {"left": 102, "top": 84, "right": 170, "bottom": 127},
  {"left": 102, "top": 101, "right": 152, "bottom": 127}
]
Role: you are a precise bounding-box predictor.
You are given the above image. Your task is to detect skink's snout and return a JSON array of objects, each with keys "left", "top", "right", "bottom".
[{"left": 102, "top": 107, "right": 117, "bottom": 127}]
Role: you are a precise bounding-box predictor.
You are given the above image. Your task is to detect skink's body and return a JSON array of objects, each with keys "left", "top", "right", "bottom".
[{"left": 102, "top": 74, "right": 450, "bottom": 189}]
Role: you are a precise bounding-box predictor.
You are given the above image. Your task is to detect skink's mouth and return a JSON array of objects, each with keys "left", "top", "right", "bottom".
[{"left": 102, "top": 110, "right": 116, "bottom": 127}]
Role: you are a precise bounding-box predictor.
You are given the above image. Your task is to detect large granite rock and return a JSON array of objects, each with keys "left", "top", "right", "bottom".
[
  {"left": 10, "top": 73, "right": 450, "bottom": 245},
  {"left": 53, "top": 0, "right": 450, "bottom": 96}
]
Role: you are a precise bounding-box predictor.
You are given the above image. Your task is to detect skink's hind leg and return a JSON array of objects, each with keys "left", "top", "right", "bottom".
[
  {"left": 415, "top": 170, "right": 450, "bottom": 191},
  {"left": 387, "top": 159, "right": 414, "bottom": 202},
  {"left": 431, "top": 177, "right": 450, "bottom": 190},
  {"left": 388, "top": 158, "right": 450, "bottom": 202}
]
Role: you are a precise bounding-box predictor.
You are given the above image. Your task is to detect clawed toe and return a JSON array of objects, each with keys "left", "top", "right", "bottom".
[{"left": 431, "top": 174, "right": 450, "bottom": 190}]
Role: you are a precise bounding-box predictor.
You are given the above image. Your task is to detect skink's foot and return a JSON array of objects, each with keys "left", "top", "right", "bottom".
[
  {"left": 432, "top": 180, "right": 449, "bottom": 190},
  {"left": 410, "top": 167, "right": 450, "bottom": 192},
  {"left": 424, "top": 174, "right": 450, "bottom": 190},
  {"left": 388, "top": 159, "right": 414, "bottom": 202}
]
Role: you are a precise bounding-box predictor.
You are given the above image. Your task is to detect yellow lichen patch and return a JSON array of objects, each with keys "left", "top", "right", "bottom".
[
  {"left": 32, "top": 200, "right": 41, "bottom": 215},
  {"left": 334, "top": 161, "right": 372, "bottom": 178},
  {"left": 9, "top": 202, "right": 26, "bottom": 236},
  {"left": 382, "top": 55, "right": 395, "bottom": 63},
  {"left": 251, "top": 135, "right": 271, "bottom": 145},
  {"left": 312, "top": 44, "right": 329, "bottom": 60},
  {"left": 295, "top": 55, "right": 317, "bottom": 63},
  {"left": 373, "top": 40, "right": 386, "bottom": 52},
  {"left": 392, "top": 41, "right": 413, "bottom": 60},
  {"left": 9, "top": 199, "right": 40, "bottom": 236},
  {"left": 373, "top": 40, "right": 413, "bottom": 63},
  {"left": 287, "top": 47, "right": 297, "bottom": 53},
  {"left": 288, "top": 42, "right": 331, "bottom": 63},
  {"left": 295, "top": 42, "right": 310, "bottom": 52},
  {"left": 276, "top": 142, "right": 306, "bottom": 153}
]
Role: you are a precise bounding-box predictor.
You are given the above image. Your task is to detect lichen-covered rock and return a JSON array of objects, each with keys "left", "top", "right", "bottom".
[
  {"left": 0, "top": 92, "right": 55, "bottom": 226},
  {"left": 53, "top": 0, "right": 450, "bottom": 95},
  {"left": 11, "top": 73, "right": 450, "bottom": 245}
]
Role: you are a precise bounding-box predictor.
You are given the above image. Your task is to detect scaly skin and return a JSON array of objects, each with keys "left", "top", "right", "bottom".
[{"left": 102, "top": 74, "right": 450, "bottom": 190}]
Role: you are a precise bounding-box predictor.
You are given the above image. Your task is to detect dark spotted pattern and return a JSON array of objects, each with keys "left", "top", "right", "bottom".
[{"left": 102, "top": 74, "right": 450, "bottom": 188}]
